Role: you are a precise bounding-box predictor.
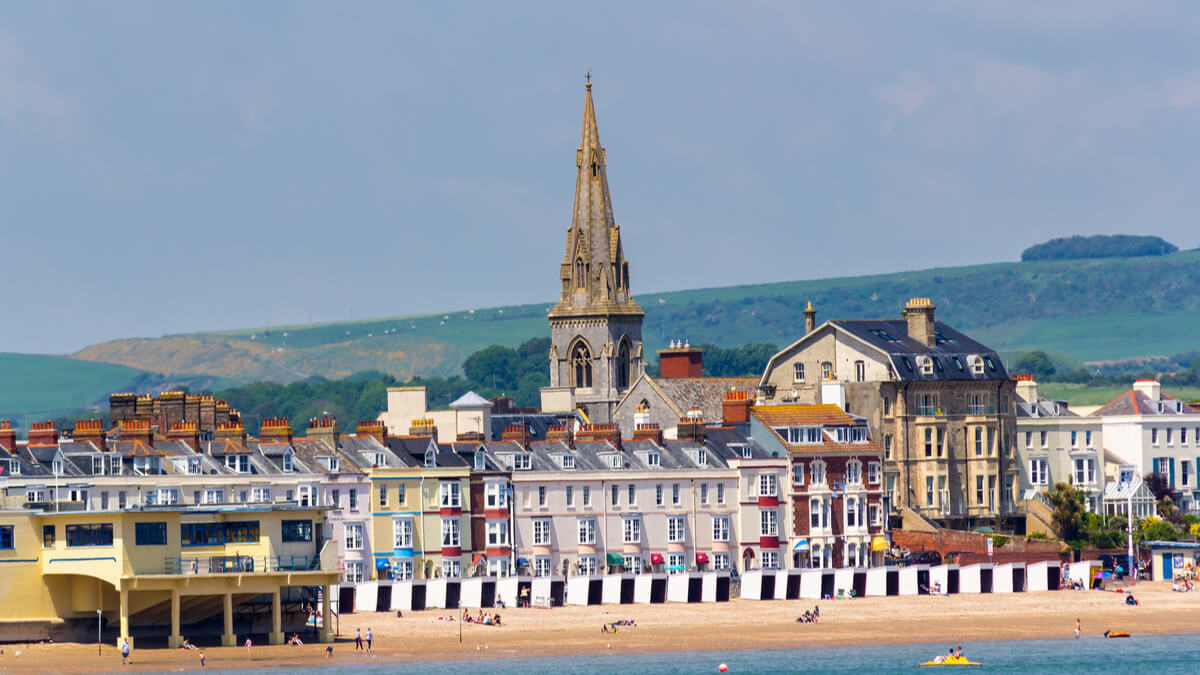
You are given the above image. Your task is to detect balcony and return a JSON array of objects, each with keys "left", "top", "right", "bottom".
[
  {"left": 162, "top": 553, "right": 324, "bottom": 575},
  {"left": 915, "top": 407, "right": 944, "bottom": 416},
  {"left": 967, "top": 405, "right": 997, "bottom": 416}
]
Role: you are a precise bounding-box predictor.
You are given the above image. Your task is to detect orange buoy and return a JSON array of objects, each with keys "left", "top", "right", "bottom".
[{"left": 719, "top": 664, "right": 728, "bottom": 672}]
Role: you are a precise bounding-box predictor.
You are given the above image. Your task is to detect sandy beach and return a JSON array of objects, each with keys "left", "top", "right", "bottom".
[{"left": 1, "top": 581, "right": 1196, "bottom": 673}]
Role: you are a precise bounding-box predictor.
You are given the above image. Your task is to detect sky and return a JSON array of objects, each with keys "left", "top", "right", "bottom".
[{"left": 3, "top": 2, "right": 1200, "bottom": 354}]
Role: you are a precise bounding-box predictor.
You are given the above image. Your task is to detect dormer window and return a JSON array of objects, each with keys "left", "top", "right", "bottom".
[
  {"left": 512, "top": 453, "right": 531, "bottom": 471},
  {"left": 560, "top": 454, "right": 575, "bottom": 469},
  {"left": 850, "top": 427, "right": 868, "bottom": 443},
  {"left": 188, "top": 457, "right": 202, "bottom": 475},
  {"left": 320, "top": 456, "right": 339, "bottom": 472},
  {"left": 10, "top": 459, "right": 19, "bottom": 475},
  {"left": 281, "top": 453, "right": 293, "bottom": 472},
  {"left": 953, "top": 357, "right": 964, "bottom": 371},
  {"left": 475, "top": 452, "right": 486, "bottom": 470},
  {"left": 782, "top": 426, "right": 821, "bottom": 444},
  {"left": 92, "top": 456, "right": 104, "bottom": 475},
  {"left": 646, "top": 452, "right": 660, "bottom": 467},
  {"left": 696, "top": 448, "right": 707, "bottom": 466},
  {"left": 918, "top": 356, "right": 933, "bottom": 376},
  {"left": 970, "top": 356, "right": 984, "bottom": 375},
  {"left": 424, "top": 447, "right": 436, "bottom": 467},
  {"left": 606, "top": 454, "right": 622, "bottom": 470},
  {"left": 52, "top": 459, "right": 64, "bottom": 475},
  {"left": 226, "top": 455, "right": 251, "bottom": 474}
]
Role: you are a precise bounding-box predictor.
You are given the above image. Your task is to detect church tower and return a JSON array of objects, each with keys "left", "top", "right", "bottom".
[{"left": 545, "top": 79, "right": 644, "bottom": 422}]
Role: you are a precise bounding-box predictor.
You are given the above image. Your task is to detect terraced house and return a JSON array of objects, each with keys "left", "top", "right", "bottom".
[{"left": 758, "top": 298, "right": 1019, "bottom": 530}]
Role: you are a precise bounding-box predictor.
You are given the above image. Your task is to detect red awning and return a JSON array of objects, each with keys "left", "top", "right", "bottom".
[
  {"left": 696, "top": 552, "right": 710, "bottom": 565},
  {"left": 650, "top": 553, "right": 665, "bottom": 565},
  {"left": 472, "top": 553, "right": 484, "bottom": 566},
  {"left": 743, "top": 547, "right": 756, "bottom": 558}
]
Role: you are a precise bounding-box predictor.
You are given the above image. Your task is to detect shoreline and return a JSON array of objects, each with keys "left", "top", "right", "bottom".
[{"left": 0, "top": 581, "right": 1196, "bottom": 672}]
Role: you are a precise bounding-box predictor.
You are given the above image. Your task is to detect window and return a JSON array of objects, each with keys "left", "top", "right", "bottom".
[
  {"left": 854, "top": 360, "right": 866, "bottom": 381},
  {"left": 343, "top": 561, "right": 365, "bottom": 584},
  {"left": 1025, "top": 431, "right": 1032, "bottom": 448},
  {"left": 1029, "top": 458, "right": 1048, "bottom": 486},
  {"left": 483, "top": 482, "right": 505, "bottom": 509},
  {"left": 793, "top": 463, "right": 805, "bottom": 484},
  {"left": 349, "top": 489, "right": 358, "bottom": 510},
  {"left": 394, "top": 560, "right": 414, "bottom": 581},
  {"left": 281, "top": 453, "right": 293, "bottom": 472},
  {"left": 713, "top": 552, "right": 730, "bottom": 571},
  {"left": 868, "top": 462, "right": 881, "bottom": 484},
  {"left": 975, "top": 427, "right": 984, "bottom": 456},
  {"left": 282, "top": 520, "right": 313, "bottom": 543},
  {"left": 785, "top": 426, "right": 822, "bottom": 444},
  {"left": 717, "top": 483, "right": 725, "bottom": 504},
  {"left": 487, "top": 520, "right": 509, "bottom": 546},
  {"left": 442, "top": 558, "right": 461, "bottom": 578},
  {"left": 846, "top": 461, "right": 862, "bottom": 485},
  {"left": 329, "top": 489, "right": 340, "bottom": 508},
  {"left": 582, "top": 486, "right": 591, "bottom": 507},
  {"left": 118, "top": 492, "right": 126, "bottom": 509},
  {"left": 925, "top": 476, "right": 934, "bottom": 506},
  {"left": 578, "top": 555, "right": 598, "bottom": 576},
  {"left": 810, "top": 461, "right": 826, "bottom": 485},
  {"left": 570, "top": 340, "right": 593, "bottom": 388},
  {"left": 441, "top": 518, "right": 461, "bottom": 547},
  {"left": 538, "top": 486, "right": 547, "bottom": 507},
  {"left": 924, "top": 428, "right": 933, "bottom": 457},
  {"left": 672, "top": 483, "right": 681, "bottom": 505},
  {"left": 821, "top": 361, "right": 833, "bottom": 381},
  {"left": 1040, "top": 431, "right": 1047, "bottom": 448},
  {"left": 919, "top": 357, "right": 933, "bottom": 376},
  {"left": 884, "top": 434, "right": 892, "bottom": 460},
  {"left": 869, "top": 503, "right": 882, "bottom": 527},
  {"left": 440, "top": 481, "right": 461, "bottom": 508},
  {"left": 475, "top": 451, "right": 486, "bottom": 470},
  {"left": 623, "top": 517, "right": 641, "bottom": 543},
  {"left": 135, "top": 522, "right": 167, "bottom": 546},
  {"left": 623, "top": 554, "right": 642, "bottom": 574},
  {"left": 0, "top": 526, "right": 12, "bottom": 550},
  {"left": 532, "top": 556, "right": 551, "bottom": 578},
  {"left": 656, "top": 484, "right": 664, "bottom": 506},
  {"left": 846, "top": 497, "right": 859, "bottom": 527},
  {"left": 975, "top": 475, "right": 985, "bottom": 504},
  {"left": 612, "top": 484, "right": 619, "bottom": 507},
  {"left": 712, "top": 515, "right": 730, "bottom": 541},
  {"left": 793, "top": 362, "right": 805, "bottom": 382},
  {"left": 561, "top": 454, "right": 575, "bottom": 469},
  {"left": 757, "top": 473, "right": 777, "bottom": 497},
  {"left": 393, "top": 518, "right": 413, "bottom": 548},
  {"left": 204, "top": 488, "right": 224, "bottom": 504},
  {"left": 761, "top": 550, "right": 780, "bottom": 570},
  {"left": 760, "top": 510, "right": 779, "bottom": 537},
  {"left": 345, "top": 523, "right": 364, "bottom": 551},
  {"left": 629, "top": 484, "right": 636, "bottom": 505},
  {"left": 700, "top": 483, "right": 709, "bottom": 504},
  {"left": 1152, "top": 428, "right": 1159, "bottom": 446},
  {"left": 578, "top": 518, "right": 597, "bottom": 544},
  {"left": 533, "top": 519, "right": 551, "bottom": 545},
  {"left": 937, "top": 429, "right": 945, "bottom": 457},
  {"left": 664, "top": 516, "right": 686, "bottom": 543},
  {"left": 1167, "top": 428, "right": 1174, "bottom": 446},
  {"left": 883, "top": 396, "right": 891, "bottom": 416},
  {"left": 379, "top": 485, "right": 388, "bottom": 507},
  {"left": 511, "top": 453, "right": 531, "bottom": 471},
  {"left": 297, "top": 484, "right": 315, "bottom": 507},
  {"left": 1182, "top": 428, "right": 1189, "bottom": 446},
  {"left": 646, "top": 452, "right": 660, "bottom": 468},
  {"left": 1070, "top": 430, "right": 1078, "bottom": 448},
  {"left": 66, "top": 523, "right": 113, "bottom": 547},
  {"left": 666, "top": 552, "right": 685, "bottom": 573},
  {"left": 43, "top": 525, "right": 55, "bottom": 547}
]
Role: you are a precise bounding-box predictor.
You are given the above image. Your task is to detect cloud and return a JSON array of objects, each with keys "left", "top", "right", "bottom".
[
  {"left": 0, "top": 33, "right": 83, "bottom": 143},
  {"left": 972, "top": 61, "right": 1056, "bottom": 114},
  {"left": 1167, "top": 69, "right": 1200, "bottom": 110},
  {"left": 875, "top": 71, "right": 933, "bottom": 116}
]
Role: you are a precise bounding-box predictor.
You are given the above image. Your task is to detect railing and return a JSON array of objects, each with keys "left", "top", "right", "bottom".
[
  {"left": 966, "top": 405, "right": 997, "bottom": 415},
  {"left": 915, "top": 406, "right": 944, "bottom": 416},
  {"left": 161, "top": 554, "right": 322, "bottom": 575},
  {"left": 939, "top": 499, "right": 967, "bottom": 517}
]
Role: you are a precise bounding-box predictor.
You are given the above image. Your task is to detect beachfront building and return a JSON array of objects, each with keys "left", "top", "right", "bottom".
[
  {"left": 0, "top": 501, "right": 339, "bottom": 646},
  {"left": 748, "top": 401, "right": 887, "bottom": 568},
  {"left": 1090, "top": 380, "right": 1200, "bottom": 513},
  {"left": 1013, "top": 375, "right": 1106, "bottom": 511},
  {"left": 377, "top": 386, "right": 495, "bottom": 442},
  {"left": 757, "top": 298, "right": 1019, "bottom": 530}
]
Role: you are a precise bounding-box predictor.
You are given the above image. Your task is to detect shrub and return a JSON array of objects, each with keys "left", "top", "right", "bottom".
[{"left": 1021, "top": 234, "right": 1178, "bottom": 262}]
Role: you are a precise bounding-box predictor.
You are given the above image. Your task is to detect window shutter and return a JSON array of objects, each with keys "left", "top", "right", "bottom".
[
  {"left": 1153, "top": 458, "right": 1160, "bottom": 474},
  {"left": 1169, "top": 458, "right": 1176, "bottom": 488}
]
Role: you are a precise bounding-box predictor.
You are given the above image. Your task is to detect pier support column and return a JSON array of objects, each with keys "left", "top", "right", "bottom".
[
  {"left": 319, "top": 585, "right": 334, "bottom": 643},
  {"left": 168, "top": 589, "right": 182, "bottom": 649},
  {"left": 221, "top": 593, "right": 237, "bottom": 647},
  {"left": 116, "top": 587, "right": 132, "bottom": 648},
  {"left": 269, "top": 591, "right": 284, "bottom": 645}
]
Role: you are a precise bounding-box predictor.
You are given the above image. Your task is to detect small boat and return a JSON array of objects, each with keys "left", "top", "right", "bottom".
[
  {"left": 919, "top": 656, "right": 982, "bottom": 667},
  {"left": 1104, "top": 631, "right": 1131, "bottom": 638}
]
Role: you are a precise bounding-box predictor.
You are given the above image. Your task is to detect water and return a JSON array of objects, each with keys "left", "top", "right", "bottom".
[{"left": 199, "top": 633, "right": 1200, "bottom": 674}]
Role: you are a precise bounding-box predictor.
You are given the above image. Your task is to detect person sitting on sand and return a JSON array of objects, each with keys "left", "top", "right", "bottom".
[
  {"left": 1125, "top": 594, "right": 1139, "bottom": 606},
  {"left": 476, "top": 610, "right": 484, "bottom": 623},
  {"left": 602, "top": 624, "right": 609, "bottom": 633},
  {"left": 493, "top": 614, "right": 501, "bottom": 627},
  {"left": 462, "top": 608, "right": 472, "bottom": 622}
]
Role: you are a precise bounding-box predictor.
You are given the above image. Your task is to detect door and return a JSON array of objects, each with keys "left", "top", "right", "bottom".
[{"left": 1162, "top": 553, "right": 1173, "bottom": 581}]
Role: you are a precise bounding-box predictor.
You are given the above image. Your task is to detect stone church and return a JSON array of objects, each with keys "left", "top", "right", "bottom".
[{"left": 541, "top": 81, "right": 645, "bottom": 423}]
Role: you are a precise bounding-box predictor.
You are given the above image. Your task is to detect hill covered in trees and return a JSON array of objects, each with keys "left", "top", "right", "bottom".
[{"left": 1020, "top": 234, "right": 1178, "bottom": 262}]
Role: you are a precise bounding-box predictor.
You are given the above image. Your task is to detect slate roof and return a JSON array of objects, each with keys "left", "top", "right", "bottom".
[
  {"left": 490, "top": 412, "right": 580, "bottom": 443},
  {"left": 649, "top": 377, "right": 759, "bottom": 421},
  {"left": 818, "top": 319, "right": 1008, "bottom": 382},
  {"left": 1090, "top": 389, "right": 1200, "bottom": 417},
  {"left": 1015, "top": 397, "right": 1078, "bottom": 418}
]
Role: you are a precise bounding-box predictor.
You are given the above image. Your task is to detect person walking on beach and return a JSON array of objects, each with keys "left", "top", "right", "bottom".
[
  {"left": 326, "top": 644, "right": 334, "bottom": 659},
  {"left": 355, "top": 627, "right": 363, "bottom": 651},
  {"left": 1074, "top": 618, "right": 1081, "bottom": 640},
  {"left": 245, "top": 637, "right": 252, "bottom": 655},
  {"left": 366, "top": 627, "right": 373, "bottom": 652},
  {"left": 120, "top": 638, "right": 130, "bottom": 665},
  {"left": 199, "top": 651, "right": 205, "bottom": 667}
]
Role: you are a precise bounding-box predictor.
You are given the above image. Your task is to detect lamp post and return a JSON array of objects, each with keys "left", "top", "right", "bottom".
[
  {"left": 96, "top": 608, "right": 102, "bottom": 656},
  {"left": 1125, "top": 469, "right": 1142, "bottom": 586}
]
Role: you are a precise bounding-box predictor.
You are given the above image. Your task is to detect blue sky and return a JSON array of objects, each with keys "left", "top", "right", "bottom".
[{"left": 3, "top": 2, "right": 1199, "bottom": 354}]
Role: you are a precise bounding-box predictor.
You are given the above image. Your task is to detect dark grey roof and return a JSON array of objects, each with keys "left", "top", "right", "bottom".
[
  {"left": 832, "top": 319, "right": 1008, "bottom": 381},
  {"left": 1015, "top": 398, "right": 1078, "bottom": 418},
  {"left": 385, "top": 436, "right": 468, "bottom": 468},
  {"left": 490, "top": 412, "right": 580, "bottom": 443}
]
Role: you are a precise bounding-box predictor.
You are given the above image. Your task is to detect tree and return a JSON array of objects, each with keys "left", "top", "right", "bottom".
[
  {"left": 1144, "top": 472, "right": 1173, "bottom": 500},
  {"left": 1143, "top": 518, "right": 1179, "bottom": 542},
  {"left": 1014, "top": 350, "right": 1056, "bottom": 378},
  {"left": 1047, "top": 482, "right": 1085, "bottom": 541}
]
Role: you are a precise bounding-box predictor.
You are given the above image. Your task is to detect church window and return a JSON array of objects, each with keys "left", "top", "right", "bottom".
[
  {"left": 575, "top": 258, "right": 585, "bottom": 288},
  {"left": 616, "top": 339, "right": 631, "bottom": 390},
  {"left": 571, "top": 340, "right": 593, "bottom": 388}
]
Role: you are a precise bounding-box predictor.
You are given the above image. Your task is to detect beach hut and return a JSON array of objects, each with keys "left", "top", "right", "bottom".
[
  {"left": 798, "top": 569, "right": 822, "bottom": 599},
  {"left": 601, "top": 574, "right": 627, "bottom": 604},
  {"left": 783, "top": 569, "right": 803, "bottom": 599},
  {"left": 426, "top": 578, "right": 448, "bottom": 609},
  {"left": 567, "top": 575, "right": 591, "bottom": 606},
  {"left": 740, "top": 570, "right": 763, "bottom": 600},
  {"left": 993, "top": 562, "right": 1025, "bottom": 593},
  {"left": 375, "top": 583, "right": 392, "bottom": 611},
  {"left": 391, "top": 581, "right": 412, "bottom": 612},
  {"left": 355, "top": 581, "right": 379, "bottom": 613},
  {"left": 1067, "top": 560, "right": 1102, "bottom": 588},
  {"left": 929, "top": 564, "right": 959, "bottom": 595},
  {"left": 958, "top": 563, "right": 993, "bottom": 594},
  {"left": 495, "top": 577, "right": 518, "bottom": 608},
  {"left": 1146, "top": 541, "right": 1200, "bottom": 581},
  {"left": 832, "top": 568, "right": 861, "bottom": 598},
  {"left": 633, "top": 573, "right": 655, "bottom": 604},
  {"left": 898, "top": 564, "right": 929, "bottom": 595},
  {"left": 666, "top": 573, "right": 690, "bottom": 602},
  {"left": 460, "top": 577, "right": 484, "bottom": 608},
  {"left": 1026, "top": 561, "right": 1061, "bottom": 591},
  {"left": 865, "top": 567, "right": 899, "bottom": 596},
  {"left": 531, "top": 577, "right": 556, "bottom": 607},
  {"left": 769, "top": 569, "right": 789, "bottom": 600}
]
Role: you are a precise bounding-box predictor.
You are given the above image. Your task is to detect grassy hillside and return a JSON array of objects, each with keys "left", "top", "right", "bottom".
[
  {"left": 0, "top": 353, "right": 147, "bottom": 416},
  {"left": 69, "top": 250, "right": 1200, "bottom": 384}
]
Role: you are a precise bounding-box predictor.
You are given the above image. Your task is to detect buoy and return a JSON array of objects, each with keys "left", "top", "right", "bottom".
[{"left": 719, "top": 663, "right": 728, "bottom": 672}]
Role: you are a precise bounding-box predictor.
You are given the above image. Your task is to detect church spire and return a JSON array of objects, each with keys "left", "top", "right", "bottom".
[{"left": 551, "top": 78, "right": 642, "bottom": 319}]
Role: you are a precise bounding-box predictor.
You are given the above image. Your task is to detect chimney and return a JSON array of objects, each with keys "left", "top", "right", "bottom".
[
  {"left": 676, "top": 407, "right": 706, "bottom": 443},
  {"left": 803, "top": 301, "right": 817, "bottom": 335},
  {"left": 167, "top": 421, "right": 200, "bottom": 452},
  {"left": 109, "top": 393, "right": 138, "bottom": 425},
  {"left": 197, "top": 395, "right": 216, "bottom": 429},
  {"left": 632, "top": 423, "right": 663, "bottom": 445},
  {"left": 306, "top": 415, "right": 340, "bottom": 451},
  {"left": 903, "top": 298, "right": 936, "bottom": 347},
  {"left": 73, "top": 418, "right": 107, "bottom": 452},
  {"left": 159, "top": 391, "right": 186, "bottom": 429},
  {"left": 259, "top": 417, "right": 293, "bottom": 444},
  {"left": 1133, "top": 379, "right": 1161, "bottom": 401},
  {"left": 134, "top": 394, "right": 154, "bottom": 417},
  {"left": 214, "top": 422, "right": 247, "bottom": 445},
  {"left": 214, "top": 399, "right": 232, "bottom": 426},
  {"left": 500, "top": 424, "right": 531, "bottom": 450},
  {"left": 722, "top": 390, "right": 752, "bottom": 424},
  {"left": 545, "top": 424, "right": 574, "bottom": 448},
  {"left": 657, "top": 341, "right": 704, "bottom": 378},
  {"left": 408, "top": 418, "right": 438, "bottom": 440},
  {"left": 0, "top": 420, "right": 16, "bottom": 452},
  {"left": 119, "top": 419, "right": 154, "bottom": 446},
  {"left": 575, "top": 423, "right": 621, "bottom": 450},
  {"left": 355, "top": 420, "right": 388, "bottom": 446},
  {"left": 1013, "top": 374, "right": 1038, "bottom": 403},
  {"left": 28, "top": 420, "right": 58, "bottom": 446}
]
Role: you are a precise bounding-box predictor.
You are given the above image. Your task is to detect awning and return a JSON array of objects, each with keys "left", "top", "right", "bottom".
[
  {"left": 606, "top": 552, "right": 625, "bottom": 566},
  {"left": 375, "top": 558, "right": 392, "bottom": 570},
  {"left": 667, "top": 565, "right": 685, "bottom": 571},
  {"left": 743, "top": 548, "right": 756, "bottom": 558},
  {"left": 870, "top": 535, "right": 889, "bottom": 552},
  {"left": 517, "top": 557, "right": 530, "bottom": 567},
  {"left": 793, "top": 538, "right": 809, "bottom": 553},
  {"left": 696, "top": 552, "right": 710, "bottom": 565},
  {"left": 472, "top": 553, "right": 485, "bottom": 566},
  {"left": 650, "top": 553, "right": 665, "bottom": 565}
]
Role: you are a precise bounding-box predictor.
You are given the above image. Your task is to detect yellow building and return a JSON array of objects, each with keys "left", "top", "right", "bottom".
[
  {"left": 369, "top": 460, "right": 472, "bottom": 580},
  {"left": 0, "top": 502, "right": 340, "bottom": 647}
]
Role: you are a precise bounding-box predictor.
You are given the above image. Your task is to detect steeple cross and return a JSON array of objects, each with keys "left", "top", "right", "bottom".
[{"left": 586, "top": 68, "right": 591, "bottom": 85}]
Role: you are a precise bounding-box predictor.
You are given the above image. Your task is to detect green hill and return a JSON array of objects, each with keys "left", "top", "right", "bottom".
[{"left": 66, "top": 249, "right": 1200, "bottom": 384}]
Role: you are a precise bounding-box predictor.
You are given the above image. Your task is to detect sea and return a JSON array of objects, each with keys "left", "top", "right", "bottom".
[{"left": 185, "top": 633, "right": 1198, "bottom": 674}]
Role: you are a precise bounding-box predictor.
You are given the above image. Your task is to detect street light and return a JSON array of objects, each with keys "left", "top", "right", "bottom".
[
  {"left": 1124, "top": 468, "right": 1143, "bottom": 585},
  {"left": 96, "top": 608, "right": 102, "bottom": 656}
]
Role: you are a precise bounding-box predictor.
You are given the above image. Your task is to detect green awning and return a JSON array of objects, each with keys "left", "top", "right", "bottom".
[{"left": 606, "top": 552, "right": 625, "bottom": 566}]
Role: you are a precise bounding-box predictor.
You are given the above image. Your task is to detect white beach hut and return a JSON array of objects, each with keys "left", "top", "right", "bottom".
[
  {"left": 740, "top": 570, "right": 763, "bottom": 600},
  {"left": 799, "top": 569, "right": 823, "bottom": 599},
  {"left": 929, "top": 564, "right": 959, "bottom": 595},
  {"left": 666, "top": 573, "right": 690, "bottom": 603},
  {"left": 425, "top": 578, "right": 448, "bottom": 609},
  {"left": 459, "top": 577, "right": 484, "bottom": 608},
  {"left": 833, "top": 568, "right": 856, "bottom": 598},
  {"left": 355, "top": 581, "right": 378, "bottom": 612},
  {"left": 1027, "top": 561, "right": 1061, "bottom": 592},
  {"left": 898, "top": 565, "right": 928, "bottom": 595},
  {"left": 391, "top": 581, "right": 413, "bottom": 612},
  {"left": 992, "top": 562, "right": 1025, "bottom": 594}
]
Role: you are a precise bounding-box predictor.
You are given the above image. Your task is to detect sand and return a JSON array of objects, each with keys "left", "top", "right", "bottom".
[{"left": 1, "top": 581, "right": 1196, "bottom": 673}]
